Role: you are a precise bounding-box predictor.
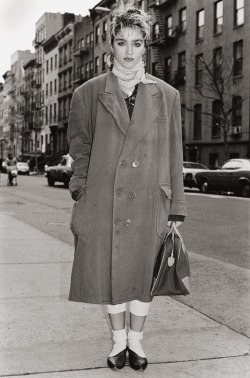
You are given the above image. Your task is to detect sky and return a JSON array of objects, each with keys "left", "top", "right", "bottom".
[{"left": 0, "top": 0, "right": 98, "bottom": 80}]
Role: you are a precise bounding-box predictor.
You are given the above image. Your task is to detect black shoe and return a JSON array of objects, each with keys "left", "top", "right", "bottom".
[
  {"left": 128, "top": 348, "right": 148, "bottom": 370},
  {"left": 107, "top": 348, "right": 127, "bottom": 369}
]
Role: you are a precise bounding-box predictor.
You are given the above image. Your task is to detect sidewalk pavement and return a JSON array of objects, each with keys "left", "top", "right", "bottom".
[{"left": 0, "top": 212, "right": 249, "bottom": 378}]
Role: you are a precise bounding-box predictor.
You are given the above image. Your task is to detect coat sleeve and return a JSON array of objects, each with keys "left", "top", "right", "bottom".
[
  {"left": 67, "top": 88, "right": 92, "bottom": 197},
  {"left": 169, "top": 90, "right": 187, "bottom": 218}
]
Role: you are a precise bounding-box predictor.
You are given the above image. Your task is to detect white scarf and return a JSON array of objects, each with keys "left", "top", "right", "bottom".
[{"left": 108, "top": 56, "right": 156, "bottom": 95}]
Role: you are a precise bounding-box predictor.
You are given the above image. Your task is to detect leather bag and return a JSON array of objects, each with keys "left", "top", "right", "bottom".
[{"left": 151, "top": 223, "right": 191, "bottom": 296}]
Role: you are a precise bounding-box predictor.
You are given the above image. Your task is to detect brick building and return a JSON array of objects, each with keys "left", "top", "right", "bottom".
[{"left": 147, "top": 0, "right": 250, "bottom": 167}]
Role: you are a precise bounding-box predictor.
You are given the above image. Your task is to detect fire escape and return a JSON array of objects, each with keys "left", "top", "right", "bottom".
[{"left": 148, "top": 0, "right": 178, "bottom": 82}]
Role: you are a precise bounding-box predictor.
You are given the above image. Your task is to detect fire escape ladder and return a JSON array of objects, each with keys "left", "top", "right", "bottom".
[{"left": 152, "top": 8, "right": 165, "bottom": 81}]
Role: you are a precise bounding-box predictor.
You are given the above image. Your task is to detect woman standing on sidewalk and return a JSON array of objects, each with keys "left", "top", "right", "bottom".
[{"left": 67, "top": 2, "right": 186, "bottom": 371}]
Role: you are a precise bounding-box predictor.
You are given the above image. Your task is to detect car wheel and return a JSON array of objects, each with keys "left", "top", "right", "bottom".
[
  {"left": 47, "top": 175, "right": 55, "bottom": 186},
  {"left": 200, "top": 180, "right": 209, "bottom": 194},
  {"left": 238, "top": 182, "right": 250, "bottom": 198}
]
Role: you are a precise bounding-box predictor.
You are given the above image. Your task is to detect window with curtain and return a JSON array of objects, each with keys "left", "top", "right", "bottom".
[
  {"left": 193, "top": 104, "right": 202, "bottom": 139},
  {"left": 179, "top": 8, "right": 186, "bottom": 34},
  {"left": 196, "top": 9, "right": 204, "bottom": 41},
  {"left": 234, "top": 0, "right": 244, "bottom": 26},
  {"left": 233, "top": 40, "right": 243, "bottom": 76},
  {"left": 214, "top": 1, "right": 223, "bottom": 34}
]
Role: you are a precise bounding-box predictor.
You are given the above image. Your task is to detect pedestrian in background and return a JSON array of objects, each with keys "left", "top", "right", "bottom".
[{"left": 67, "top": 1, "right": 186, "bottom": 371}]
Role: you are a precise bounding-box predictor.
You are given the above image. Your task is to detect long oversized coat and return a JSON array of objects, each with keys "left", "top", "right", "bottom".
[{"left": 67, "top": 71, "right": 186, "bottom": 305}]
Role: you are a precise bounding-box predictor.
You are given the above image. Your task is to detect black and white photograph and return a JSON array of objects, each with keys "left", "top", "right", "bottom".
[{"left": 0, "top": 0, "right": 249, "bottom": 377}]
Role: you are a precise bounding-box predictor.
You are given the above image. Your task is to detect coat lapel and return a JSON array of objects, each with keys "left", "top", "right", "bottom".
[
  {"left": 120, "top": 77, "right": 163, "bottom": 159},
  {"left": 98, "top": 72, "right": 130, "bottom": 135}
]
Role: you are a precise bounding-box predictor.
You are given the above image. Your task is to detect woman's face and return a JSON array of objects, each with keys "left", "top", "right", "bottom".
[{"left": 112, "top": 28, "right": 145, "bottom": 69}]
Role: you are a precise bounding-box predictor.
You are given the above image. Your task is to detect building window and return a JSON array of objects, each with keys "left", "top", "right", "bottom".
[
  {"left": 212, "top": 100, "right": 222, "bottom": 138},
  {"left": 55, "top": 54, "right": 57, "bottom": 69},
  {"left": 64, "top": 72, "right": 67, "bottom": 89},
  {"left": 64, "top": 46, "right": 67, "bottom": 64},
  {"left": 179, "top": 8, "right": 186, "bottom": 34},
  {"left": 102, "top": 53, "right": 107, "bottom": 71},
  {"left": 178, "top": 51, "right": 186, "bottom": 81},
  {"left": 96, "top": 25, "right": 100, "bottom": 44},
  {"left": 50, "top": 57, "right": 53, "bottom": 72},
  {"left": 46, "top": 60, "right": 49, "bottom": 74},
  {"left": 196, "top": 9, "right": 204, "bottom": 41},
  {"left": 193, "top": 104, "right": 202, "bottom": 139},
  {"left": 69, "top": 42, "right": 72, "bottom": 61},
  {"left": 86, "top": 62, "right": 89, "bottom": 78},
  {"left": 232, "top": 96, "right": 242, "bottom": 126},
  {"left": 54, "top": 79, "right": 57, "bottom": 93},
  {"left": 49, "top": 104, "right": 52, "bottom": 123},
  {"left": 90, "top": 32, "right": 94, "bottom": 46},
  {"left": 195, "top": 54, "right": 203, "bottom": 86},
  {"left": 68, "top": 70, "right": 72, "bottom": 87},
  {"left": 234, "top": 0, "right": 244, "bottom": 26},
  {"left": 233, "top": 40, "right": 243, "bottom": 76},
  {"left": 90, "top": 61, "right": 93, "bottom": 77},
  {"left": 50, "top": 81, "right": 52, "bottom": 96},
  {"left": 164, "top": 57, "right": 171, "bottom": 83},
  {"left": 54, "top": 103, "right": 57, "bottom": 122},
  {"left": 81, "top": 38, "right": 84, "bottom": 47},
  {"left": 214, "top": 1, "right": 223, "bottom": 34},
  {"left": 153, "top": 23, "right": 160, "bottom": 40},
  {"left": 95, "top": 57, "right": 99, "bottom": 74},
  {"left": 46, "top": 83, "right": 48, "bottom": 97},
  {"left": 59, "top": 49, "right": 62, "bottom": 67},
  {"left": 166, "top": 16, "right": 172, "bottom": 37},
  {"left": 140, "top": 0, "right": 145, "bottom": 11},
  {"left": 45, "top": 107, "right": 48, "bottom": 124},
  {"left": 59, "top": 75, "right": 62, "bottom": 92},
  {"left": 213, "top": 47, "right": 222, "bottom": 80},
  {"left": 86, "top": 34, "right": 90, "bottom": 45}
]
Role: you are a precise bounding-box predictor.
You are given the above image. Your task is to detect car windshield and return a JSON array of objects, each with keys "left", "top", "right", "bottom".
[
  {"left": 221, "top": 160, "right": 244, "bottom": 170},
  {"left": 183, "top": 162, "right": 208, "bottom": 169}
]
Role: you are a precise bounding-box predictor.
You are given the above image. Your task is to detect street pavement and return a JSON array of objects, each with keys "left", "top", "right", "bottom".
[{"left": 0, "top": 206, "right": 250, "bottom": 376}]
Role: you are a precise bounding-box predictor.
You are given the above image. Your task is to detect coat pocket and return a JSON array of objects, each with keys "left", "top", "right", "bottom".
[
  {"left": 156, "top": 184, "right": 172, "bottom": 238},
  {"left": 70, "top": 186, "right": 86, "bottom": 237}
]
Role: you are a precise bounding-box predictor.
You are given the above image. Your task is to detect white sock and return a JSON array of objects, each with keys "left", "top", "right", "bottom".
[
  {"left": 108, "top": 329, "right": 127, "bottom": 357},
  {"left": 128, "top": 329, "right": 146, "bottom": 358}
]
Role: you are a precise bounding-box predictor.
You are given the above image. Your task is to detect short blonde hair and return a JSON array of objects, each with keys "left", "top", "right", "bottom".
[{"left": 110, "top": 7, "right": 152, "bottom": 44}]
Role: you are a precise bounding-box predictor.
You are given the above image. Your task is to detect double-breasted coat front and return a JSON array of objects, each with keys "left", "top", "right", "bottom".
[{"left": 67, "top": 71, "right": 186, "bottom": 305}]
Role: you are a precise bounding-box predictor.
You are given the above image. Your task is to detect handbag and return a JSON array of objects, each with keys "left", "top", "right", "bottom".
[{"left": 151, "top": 222, "right": 191, "bottom": 296}]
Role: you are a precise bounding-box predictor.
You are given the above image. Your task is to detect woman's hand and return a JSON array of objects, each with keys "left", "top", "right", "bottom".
[{"left": 167, "top": 221, "right": 183, "bottom": 228}]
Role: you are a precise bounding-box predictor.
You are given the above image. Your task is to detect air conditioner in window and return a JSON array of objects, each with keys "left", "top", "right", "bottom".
[{"left": 231, "top": 126, "right": 242, "bottom": 135}]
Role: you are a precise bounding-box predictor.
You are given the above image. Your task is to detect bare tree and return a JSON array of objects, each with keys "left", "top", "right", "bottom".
[{"left": 186, "top": 39, "right": 247, "bottom": 161}]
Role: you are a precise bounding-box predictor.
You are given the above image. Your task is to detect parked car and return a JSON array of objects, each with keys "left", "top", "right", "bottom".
[
  {"left": 45, "top": 154, "right": 73, "bottom": 187},
  {"left": 195, "top": 159, "right": 250, "bottom": 197},
  {"left": 183, "top": 161, "right": 209, "bottom": 188},
  {"left": 17, "top": 162, "right": 29, "bottom": 175}
]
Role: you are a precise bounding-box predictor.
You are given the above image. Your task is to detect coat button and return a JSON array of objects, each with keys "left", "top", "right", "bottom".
[
  {"left": 132, "top": 160, "right": 139, "bottom": 168},
  {"left": 120, "top": 160, "right": 127, "bottom": 169},
  {"left": 128, "top": 191, "right": 136, "bottom": 199},
  {"left": 124, "top": 219, "right": 132, "bottom": 227},
  {"left": 116, "top": 188, "right": 124, "bottom": 197},
  {"left": 114, "top": 218, "right": 122, "bottom": 225}
]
